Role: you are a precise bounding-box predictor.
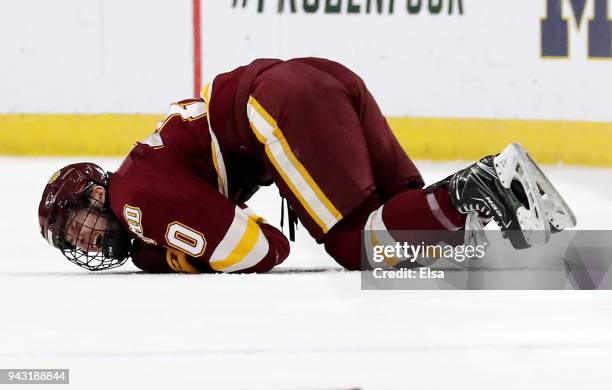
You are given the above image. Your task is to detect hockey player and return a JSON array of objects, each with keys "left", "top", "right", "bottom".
[{"left": 38, "top": 58, "right": 575, "bottom": 273}]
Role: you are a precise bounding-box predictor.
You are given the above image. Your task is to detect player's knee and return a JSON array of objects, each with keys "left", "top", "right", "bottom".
[
  {"left": 323, "top": 240, "right": 362, "bottom": 271},
  {"left": 322, "top": 219, "right": 366, "bottom": 271},
  {"left": 323, "top": 196, "right": 381, "bottom": 271}
]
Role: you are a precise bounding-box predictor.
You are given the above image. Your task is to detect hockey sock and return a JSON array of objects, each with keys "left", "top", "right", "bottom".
[
  {"left": 323, "top": 186, "right": 465, "bottom": 270},
  {"left": 379, "top": 185, "right": 465, "bottom": 231}
]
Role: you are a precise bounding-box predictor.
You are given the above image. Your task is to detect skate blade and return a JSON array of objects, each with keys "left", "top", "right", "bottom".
[
  {"left": 493, "top": 143, "right": 551, "bottom": 246},
  {"left": 523, "top": 152, "right": 577, "bottom": 230}
]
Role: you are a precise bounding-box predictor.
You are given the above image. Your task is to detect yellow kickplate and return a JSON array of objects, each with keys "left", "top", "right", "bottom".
[{"left": 1, "top": 114, "right": 610, "bottom": 166}]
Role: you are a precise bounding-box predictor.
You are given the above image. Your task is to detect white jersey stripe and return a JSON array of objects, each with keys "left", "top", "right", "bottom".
[
  {"left": 210, "top": 206, "right": 250, "bottom": 262},
  {"left": 165, "top": 101, "right": 207, "bottom": 121},
  {"left": 209, "top": 206, "right": 270, "bottom": 273},
  {"left": 202, "top": 78, "right": 229, "bottom": 197},
  {"left": 363, "top": 205, "right": 407, "bottom": 267}
]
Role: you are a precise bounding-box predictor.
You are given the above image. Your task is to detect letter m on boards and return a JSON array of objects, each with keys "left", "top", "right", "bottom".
[{"left": 541, "top": 0, "right": 612, "bottom": 58}]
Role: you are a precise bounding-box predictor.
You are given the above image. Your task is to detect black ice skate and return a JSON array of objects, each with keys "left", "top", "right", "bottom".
[{"left": 430, "top": 143, "right": 577, "bottom": 249}]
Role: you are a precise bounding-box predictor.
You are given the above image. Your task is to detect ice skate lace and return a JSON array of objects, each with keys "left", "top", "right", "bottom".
[
  {"left": 460, "top": 203, "right": 491, "bottom": 217},
  {"left": 458, "top": 163, "right": 495, "bottom": 218}
]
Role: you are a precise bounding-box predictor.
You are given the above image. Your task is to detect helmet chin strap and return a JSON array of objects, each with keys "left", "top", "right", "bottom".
[
  {"left": 102, "top": 216, "right": 131, "bottom": 261},
  {"left": 97, "top": 177, "right": 131, "bottom": 262}
]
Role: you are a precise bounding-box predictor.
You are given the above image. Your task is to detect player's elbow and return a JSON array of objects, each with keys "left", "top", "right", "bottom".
[
  {"left": 233, "top": 224, "right": 290, "bottom": 274},
  {"left": 208, "top": 223, "right": 290, "bottom": 274}
]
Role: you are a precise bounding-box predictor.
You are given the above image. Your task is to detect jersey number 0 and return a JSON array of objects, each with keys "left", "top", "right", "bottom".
[{"left": 165, "top": 222, "right": 207, "bottom": 257}]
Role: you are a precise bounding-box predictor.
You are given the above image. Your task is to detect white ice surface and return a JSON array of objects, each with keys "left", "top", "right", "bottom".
[{"left": 1, "top": 157, "right": 612, "bottom": 389}]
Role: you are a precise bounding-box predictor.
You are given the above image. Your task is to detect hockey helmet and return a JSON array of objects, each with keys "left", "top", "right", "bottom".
[{"left": 38, "top": 163, "right": 130, "bottom": 271}]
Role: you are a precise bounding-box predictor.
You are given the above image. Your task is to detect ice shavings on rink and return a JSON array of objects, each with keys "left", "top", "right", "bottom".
[{"left": 1, "top": 157, "right": 612, "bottom": 389}]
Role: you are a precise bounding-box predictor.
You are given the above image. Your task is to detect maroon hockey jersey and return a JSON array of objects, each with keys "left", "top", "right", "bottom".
[{"left": 108, "top": 97, "right": 288, "bottom": 273}]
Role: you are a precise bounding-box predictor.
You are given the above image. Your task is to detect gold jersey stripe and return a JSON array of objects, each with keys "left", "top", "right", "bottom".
[
  {"left": 209, "top": 206, "right": 270, "bottom": 273},
  {"left": 209, "top": 214, "right": 263, "bottom": 272}
]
